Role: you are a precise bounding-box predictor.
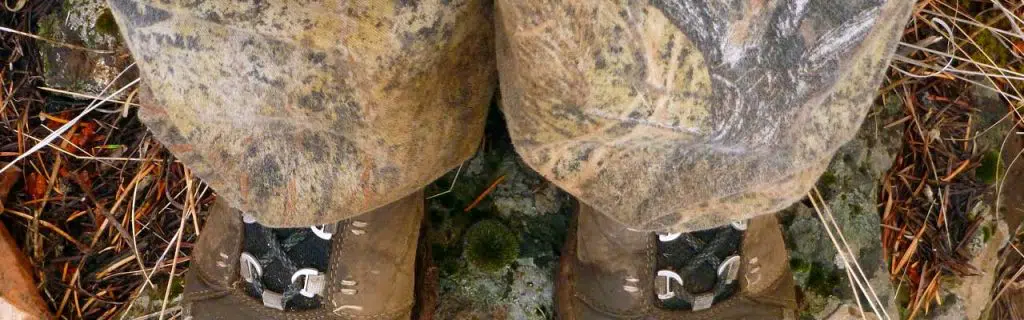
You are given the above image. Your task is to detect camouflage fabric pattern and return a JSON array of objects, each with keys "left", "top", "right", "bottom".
[
  {"left": 111, "top": 0, "right": 912, "bottom": 232},
  {"left": 496, "top": 0, "right": 913, "bottom": 232},
  {"left": 108, "top": 0, "right": 496, "bottom": 227}
]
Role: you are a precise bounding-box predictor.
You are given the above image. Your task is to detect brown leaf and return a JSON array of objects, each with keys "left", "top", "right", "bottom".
[{"left": 25, "top": 172, "right": 47, "bottom": 200}]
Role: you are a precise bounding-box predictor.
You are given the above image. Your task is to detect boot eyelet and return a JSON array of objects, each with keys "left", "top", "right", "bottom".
[
  {"left": 311, "top": 224, "right": 336, "bottom": 240},
  {"left": 717, "top": 255, "right": 741, "bottom": 284},
  {"left": 655, "top": 269, "right": 684, "bottom": 300},
  {"left": 658, "top": 232, "right": 682, "bottom": 242},
  {"left": 730, "top": 220, "right": 748, "bottom": 231},
  {"left": 239, "top": 252, "right": 262, "bottom": 283},
  {"left": 291, "top": 268, "right": 325, "bottom": 298}
]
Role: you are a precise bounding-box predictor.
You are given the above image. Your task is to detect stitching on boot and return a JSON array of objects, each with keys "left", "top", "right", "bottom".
[
  {"left": 229, "top": 289, "right": 336, "bottom": 320},
  {"left": 185, "top": 289, "right": 229, "bottom": 301},
  {"left": 569, "top": 232, "right": 655, "bottom": 317},
  {"left": 331, "top": 301, "right": 414, "bottom": 320},
  {"left": 325, "top": 221, "right": 348, "bottom": 312},
  {"left": 325, "top": 217, "right": 415, "bottom": 319},
  {"left": 642, "top": 232, "right": 655, "bottom": 314},
  {"left": 656, "top": 298, "right": 737, "bottom": 319}
]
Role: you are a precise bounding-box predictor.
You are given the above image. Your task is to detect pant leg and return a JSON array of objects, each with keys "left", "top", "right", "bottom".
[
  {"left": 108, "top": 0, "right": 496, "bottom": 227},
  {"left": 496, "top": 0, "right": 913, "bottom": 232}
]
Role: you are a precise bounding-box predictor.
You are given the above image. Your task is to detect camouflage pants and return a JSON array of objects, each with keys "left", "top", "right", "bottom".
[{"left": 110, "top": 0, "right": 913, "bottom": 232}]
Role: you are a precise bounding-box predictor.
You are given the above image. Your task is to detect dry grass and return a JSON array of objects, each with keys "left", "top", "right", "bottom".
[
  {"left": 883, "top": 0, "right": 1024, "bottom": 318},
  {"left": 1, "top": 2, "right": 212, "bottom": 319}
]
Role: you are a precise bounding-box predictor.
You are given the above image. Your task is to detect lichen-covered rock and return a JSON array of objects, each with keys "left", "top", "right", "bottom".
[
  {"left": 491, "top": 157, "right": 567, "bottom": 219},
  {"left": 425, "top": 113, "right": 572, "bottom": 320},
  {"left": 780, "top": 78, "right": 1016, "bottom": 320},
  {"left": 432, "top": 257, "right": 554, "bottom": 320},
  {"left": 780, "top": 96, "right": 905, "bottom": 319},
  {"left": 37, "top": 0, "right": 132, "bottom": 97}
]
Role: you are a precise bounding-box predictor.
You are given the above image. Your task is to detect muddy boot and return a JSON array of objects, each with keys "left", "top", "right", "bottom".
[
  {"left": 556, "top": 204, "right": 797, "bottom": 319},
  {"left": 181, "top": 191, "right": 424, "bottom": 319}
]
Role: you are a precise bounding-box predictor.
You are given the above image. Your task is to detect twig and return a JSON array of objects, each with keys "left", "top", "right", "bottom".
[{"left": 464, "top": 175, "right": 506, "bottom": 212}]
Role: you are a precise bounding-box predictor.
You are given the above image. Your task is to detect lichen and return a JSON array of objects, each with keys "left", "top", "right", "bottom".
[
  {"left": 37, "top": 0, "right": 129, "bottom": 96},
  {"left": 464, "top": 220, "right": 520, "bottom": 273}
]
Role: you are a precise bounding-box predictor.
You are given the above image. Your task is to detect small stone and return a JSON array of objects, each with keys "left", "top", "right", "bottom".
[{"left": 37, "top": 0, "right": 134, "bottom": 98}]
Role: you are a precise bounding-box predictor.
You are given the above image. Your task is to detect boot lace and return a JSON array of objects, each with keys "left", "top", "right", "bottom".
[
  {"left": 654, "top": 220, "right": 746, "bottom": 311},
  {"left": 238, "top": 214, "right": 335, "bottom": 311}
]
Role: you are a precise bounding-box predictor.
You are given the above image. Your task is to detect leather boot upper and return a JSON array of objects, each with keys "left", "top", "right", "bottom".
[
  {"left": 557, "top": 204, "right": 797, "bottom": 320},
  {"left": 183, "top": 191, "right": 424, "bottom": 320}
]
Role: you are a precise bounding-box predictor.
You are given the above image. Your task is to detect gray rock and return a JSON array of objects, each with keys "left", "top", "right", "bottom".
[
  {"left": 491, "top": 155, "right": 568, "bottom": 219},
  {"left": 781, "top": 97, "right": 904, "bottom": 319},
  {"left": 37, "top": 0, "right": 133, "bottom": 98}
]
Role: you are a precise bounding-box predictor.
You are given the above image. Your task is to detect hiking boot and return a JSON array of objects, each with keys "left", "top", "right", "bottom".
[
  {"left": 556, "top": 204, "right": 797, "bottom": 319},
  {"left": 181, "top": 191, "right": 424, "bottom": 319}
]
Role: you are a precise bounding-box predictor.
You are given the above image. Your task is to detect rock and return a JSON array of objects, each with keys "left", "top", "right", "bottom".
[
  {"left": 37, "top": 0, "right": 133, "bottom": 98},
  {"left": 929, "top": 295, "right": 971, "bottom": 320},
  {"left": 827, "top": 304, "right": 882, "bottom": 320},
  {"left": 491, "top": 156, "right": 566, "bottom": 219},
  {"left": 780, "top": 96, "right": 904, "bottom": 319},
  {"left": 507, "top": 259, "right": 555, "bottom": 320},
  {"left": 784, "top": 77, "right": 1018, "bottom": 320},
  {"left": 944, "top": 210, "right": 1008, "bottom": 320}
]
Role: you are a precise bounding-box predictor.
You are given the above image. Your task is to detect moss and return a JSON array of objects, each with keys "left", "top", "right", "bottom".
[
  {"left": 850, "top": 205, "right": 864, "bottom": 217},
  {"left": 982, "top": 223, "right": 995, "bottom": 243},
  {"left": 818, "top": 172, "right": 837, "bottom": 187},
  {"left": 791, "top": 258, "right": 813, "bottom": 274},
  {"left": 464, "top": 220, "right": 520, "bottom": 273},
  {"left": 94, "top": 9, "right": 119, "bottom": 38},
  {"left": 970, "top": 29, "right": 1013, "bottom": 67},
  {"left": 794, "top": 259, "right": 842, "bottom": 297},
  {"left": 976, "top": 150, "right": 1001, "bottom": 185},
  {"left": 816, "top": 171, "right": 840, "bottom": 200}
]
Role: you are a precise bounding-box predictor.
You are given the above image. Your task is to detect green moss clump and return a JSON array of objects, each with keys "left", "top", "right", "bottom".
[
  {"left": 94, "top": 9, "right": 119, "bottom": 38},
  {"left": 815, "top": 171, "right": 840, "bottom": 200},
  {"left": 790, "top": 258, "right": 813, "bottom": 274},
  {"left": 818, "top": 171, "right": 837, "bottom": 188},
  {"left": 791, "top": 258, "right": 841, "bottom": 297},
  {"left": 976, "top": 150, "right": 1001, "bottom": 185},
  {"left": 982, "top": 223, "right": 995, "bottom": 243},
  {"left": 970, "top": 29, "right": 1013, "bottom": 67},
  {"left": 464, "top": 220, "right": 520, "bottom": 273}
]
